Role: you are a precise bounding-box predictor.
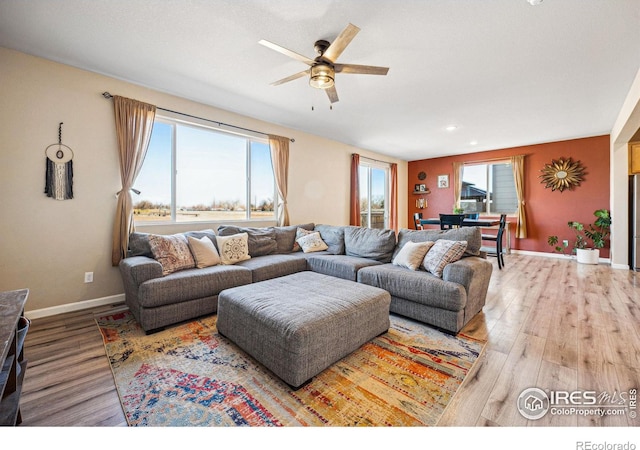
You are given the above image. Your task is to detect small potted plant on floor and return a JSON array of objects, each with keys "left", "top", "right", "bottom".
[{"left": 548, "top": 209, "right": 611, "bottom": 264}]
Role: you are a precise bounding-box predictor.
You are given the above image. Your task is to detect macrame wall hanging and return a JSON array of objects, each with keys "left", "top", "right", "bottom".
[{"left": 44, "top": 122, "right": 74, "bottom": 200}]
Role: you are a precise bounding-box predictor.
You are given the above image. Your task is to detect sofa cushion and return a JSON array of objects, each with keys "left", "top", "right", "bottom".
[
  {"left": 297, "top": 231, "right": 329, "bottom": 253},
  {"left": 314, "top": 224, "right": 347, "bottom": 255},
  {"left": 344, "top": 227, "right": 397, "bottom": 263},
  {"left": 357, "top": 264, "right": 467, "bottom": 312},
  {"left": 306, "top": 254, "right": 382, "bottom": 281},
  {"left": 273, "top": 223, "right": 314, "bottom": 253},
  {"left": 422, "top": 240, "right": 468, "bottom": 277},
  {"left": 128, "top": 232, "right": 153, "bottom": 257},
  {"left": 392, "top": 240, "right": 434, "bottom": 271},
  {"left": 235, "top": 254, "right": 308, "bottom": 283},
  {"left": 394, "top": 227, "right": 481, "bottom": 258},
  {"left": 216, "top": 233, "right": 251, "bottom": 265},
  {"left": 217, "top": 225, "right": 277, "bottom": 257},
  {"left": 187, "top": 235, "right": 221, "bottom": 268},
  {"left": 128, "top": 229, "right": 217, "bottom": 257},
  {"left": 147, "top": 233, "right": 196, "bottom": 275},
  {"left": 138, "top": 265, "right": 252, "bottom": 308}
]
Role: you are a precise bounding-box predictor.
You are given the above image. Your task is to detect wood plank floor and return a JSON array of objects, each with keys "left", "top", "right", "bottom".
[{"left": 17, "top": 254, "right": 640, "bottom": 427}]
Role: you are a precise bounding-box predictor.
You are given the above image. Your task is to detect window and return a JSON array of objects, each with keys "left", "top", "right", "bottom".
[
  {"left": 359, "top": 162, "right": 390, "bottom": 229},
  {"left": 461, "top": 161, "right": 518, "bottom": 215},
  {"left": 133, "top": 117, "right": 276, "bottom": 223}
]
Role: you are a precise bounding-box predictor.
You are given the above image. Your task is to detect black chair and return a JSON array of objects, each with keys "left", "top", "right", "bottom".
[
  {"left": 413, "top": 212, "right": 423, "bottom": 230},
  {"left": 482, "top": 214, "right": 507, "bottom": 269},
  {"left": 439, "top": 214, "right": 465, "bottom": 230}
]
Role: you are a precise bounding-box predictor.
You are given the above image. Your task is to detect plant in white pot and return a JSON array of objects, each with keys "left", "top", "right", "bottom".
[{"left": 548, "top": 209, "right": 611, "bottom": 264}]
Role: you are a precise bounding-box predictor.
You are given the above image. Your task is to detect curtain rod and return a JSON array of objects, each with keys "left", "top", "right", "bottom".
[
  {"left": 101, "top": 92, "right": 294, "bottom": 142},
  {"left": 359, "top": 155, "right": 396, "bottom": 165},
  {"left": 462, "top": 155, "right": 525, "bottom": 165}
]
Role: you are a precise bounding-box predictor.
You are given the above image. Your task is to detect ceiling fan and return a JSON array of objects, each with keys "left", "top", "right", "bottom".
[{"left": 259, "top": 23, "right": 389, "bottom": 104}]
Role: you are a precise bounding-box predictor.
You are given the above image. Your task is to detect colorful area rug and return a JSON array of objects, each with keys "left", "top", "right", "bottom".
[{"left": 96, "top": 310, "right": 485, "bottom": 426}]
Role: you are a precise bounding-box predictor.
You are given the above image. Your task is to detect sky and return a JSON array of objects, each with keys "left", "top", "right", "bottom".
[{"left": 134, "top": 120, "right": 275, "bottom": 209}]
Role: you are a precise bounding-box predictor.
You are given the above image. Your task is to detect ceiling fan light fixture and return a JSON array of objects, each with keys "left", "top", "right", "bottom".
[{"left": 309, "top": 64, "right": 335, "bottom": 89}]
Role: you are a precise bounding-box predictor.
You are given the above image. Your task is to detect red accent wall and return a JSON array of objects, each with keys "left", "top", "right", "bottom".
[{"left": 408, "top": 135, "right": 611, "bottom": 256}]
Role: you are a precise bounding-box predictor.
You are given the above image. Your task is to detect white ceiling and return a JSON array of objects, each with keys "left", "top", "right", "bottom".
[{"left": 1, "top": 0, "right": 639, "bottom": 161}]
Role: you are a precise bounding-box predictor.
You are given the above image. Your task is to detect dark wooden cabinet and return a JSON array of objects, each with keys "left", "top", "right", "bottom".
[{"left": 0, "top": 289, "right": 29, "bottom": 426}]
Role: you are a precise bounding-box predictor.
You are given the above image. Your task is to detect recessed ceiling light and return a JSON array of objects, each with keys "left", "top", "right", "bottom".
[
  {"left": 446, "top": 125, "right": 458, "bottom": 131},
  {"left": 470, "top": 140, "right": 478, "bottom": 146},
  {"left": 527, "top": 0, "right": 543, "bottom": 5}
]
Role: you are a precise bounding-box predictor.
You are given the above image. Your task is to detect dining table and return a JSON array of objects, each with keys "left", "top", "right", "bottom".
[
  {"left": 419, "top": 218, "right": 501, "bottom": 227},
  {"left": 419, "top": 216, "right": 510, "bottom": 254}
]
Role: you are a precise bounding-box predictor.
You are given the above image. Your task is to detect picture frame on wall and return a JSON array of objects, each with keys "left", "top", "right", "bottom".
[
  {"left": 414, "top": 184, "right": 421, "bottom": 192},
  {"left": 438, "top": 175, "right": 449, "bottom": 188},
  {"left": 419, "top": 184, "right": 426, "bottom": 192}
]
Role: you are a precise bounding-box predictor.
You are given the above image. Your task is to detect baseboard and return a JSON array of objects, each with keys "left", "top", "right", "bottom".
[
  {"left": 510, "top": 249, "right": 611, "bottom": 264},
  {"left": 25, "top": 293, "right": 126, "bottom": 319}
]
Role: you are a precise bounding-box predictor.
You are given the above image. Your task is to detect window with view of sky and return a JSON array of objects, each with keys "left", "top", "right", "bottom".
[{"left": 133, "top": 119, "right": 276, "bottom": 223}]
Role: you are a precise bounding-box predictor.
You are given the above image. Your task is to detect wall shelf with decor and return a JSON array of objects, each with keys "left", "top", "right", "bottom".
[{"left": 0, "top": 289, "right": 29, "bottom": 426}]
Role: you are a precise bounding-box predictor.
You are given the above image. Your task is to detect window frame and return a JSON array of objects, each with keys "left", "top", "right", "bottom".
[
  {"left": 461, "top": 159, "right": 517, "bottom": 216},
  {"left": 133, "top": 114, "right": 278, "bottom": 225},
  {"left": 359, "top": 159, "right": 391, "bottom": 229}
]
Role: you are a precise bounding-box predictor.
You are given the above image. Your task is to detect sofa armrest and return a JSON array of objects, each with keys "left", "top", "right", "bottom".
[
  {"left": 443, "top": 256, "right": 492, "bottom": 322},
  {"left": 442, "top": 257, "right": 491, "bottom": 293},
  {"left": 119, "top": 256, "right": 163, "bottom": 286}
]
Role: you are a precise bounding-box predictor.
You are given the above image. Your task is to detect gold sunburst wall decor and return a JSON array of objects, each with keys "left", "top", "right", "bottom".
[{"left": 539, "top": 157, "right": 586, "bottom": 192}]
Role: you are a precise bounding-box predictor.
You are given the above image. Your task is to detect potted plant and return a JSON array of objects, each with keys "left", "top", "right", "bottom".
[{"left": 548, "top": 209, "right": 611, "bottom": 264}]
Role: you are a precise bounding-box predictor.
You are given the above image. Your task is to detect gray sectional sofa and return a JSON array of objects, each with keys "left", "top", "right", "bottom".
[{"left": 119, "top": 223, "right": 492, "bottom": 334}]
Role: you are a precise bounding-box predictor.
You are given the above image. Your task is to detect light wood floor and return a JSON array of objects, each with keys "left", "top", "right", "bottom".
[{"left": 18, "top": 254, "right": 640, "bottom": 427}]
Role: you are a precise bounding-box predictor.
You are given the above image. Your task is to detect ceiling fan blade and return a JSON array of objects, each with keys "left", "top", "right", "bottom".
[
  {"left": 323, "top": 23, "right": 360, "bottom": 62},
  {"left": 271, "top": 69, "right": 310, "bottom": 86},
  {"left": 259, "top": 39, "right": 315, "bottom": 66},
  {"left": 334, "top": 64, "right": 389, "bottom": 76},
  {"left": 326, "top": 85, "right": 339, "bottom": 103}
]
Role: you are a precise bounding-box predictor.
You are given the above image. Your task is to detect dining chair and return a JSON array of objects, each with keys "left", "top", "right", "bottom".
[
  {"left": 439, "top": 214, "right": 465, "bottom": 230},
  {"left": 482, "top": 214, "right": 507, "bottom": 269},
  {"left": 413, "top": 212, "right": 423, "bottom": 230}
]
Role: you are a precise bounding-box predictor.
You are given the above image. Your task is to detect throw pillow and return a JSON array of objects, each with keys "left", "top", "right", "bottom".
[
  {"left": 217, "top": 226, "right": 277, "bottom": 257},
  {"left": 216, "top": 233, "right": 251, "bottom": 265},
  {"left": 147, "top": 234, "right": 196, "bottom": 276},
  {"left": 296, "top": 231, "right": 329, "bottom": 253},
  {"left": 392, "top": 241, "right": 434, "bottom": 271},
  {"left": 294, "top": 227, "right": 315, "bottom": 252},
  {"left": 187, "top": 235, "right": 221, "bottom": 268},
  {"left": 422, "top": 240, "right": 468, "bottom": 278}
]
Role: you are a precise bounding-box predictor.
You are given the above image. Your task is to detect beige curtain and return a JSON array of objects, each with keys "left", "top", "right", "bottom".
[
  {"left": 390, "top": 163, "right": 398, "bottom": 231},
  {"left": 268, "top": 135, "right": 290, "bottom": 226},
  {"left": 350, "top": 154, "right": 361, "bottom": 226},
  {"left": 511, "top": 155, "right": 528, "bottom": 238},
  {"left": 452, "top": 161, "right": 463, "bottom": 211},
  {"left": 111, "top": 96, "right": 156, "bottom": 266}
]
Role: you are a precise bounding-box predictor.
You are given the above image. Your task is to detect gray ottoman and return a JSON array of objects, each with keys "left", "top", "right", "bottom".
[{"left": 217, "top": 271, "right": 391, "bottom": 388}]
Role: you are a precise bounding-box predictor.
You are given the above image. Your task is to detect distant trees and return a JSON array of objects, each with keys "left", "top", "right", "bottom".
[
  {"left": 360, "top": 195, "right": 385, "bottom": 211},
  {"left": 134, "top": 197, "right": 275, "bottom": 213}
]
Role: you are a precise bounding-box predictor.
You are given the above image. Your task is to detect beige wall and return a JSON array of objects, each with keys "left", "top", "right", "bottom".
[
  {"left": 0, "top": 48, "right": 407, "bottom": 315},
  {"left": 610, "top": 67, "right": 640, "bottom": 269}
]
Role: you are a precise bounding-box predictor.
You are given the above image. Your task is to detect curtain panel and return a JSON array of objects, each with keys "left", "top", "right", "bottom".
[
  {"left": 390, "top": 163, "right": 398, "bottom": 231},
  {"left": 350, "top": 154, "right": 361, "bottom": 226},
  {"left": 511, "top": 155, "right": 528, "bottom": 238},
  {"left": 111, "top": 96, "right": 156, "bottom": 266},
  {"left": 452, "top": 161, "right": 463, "bottom": 211},
  {"left": 268, "top": 135, "right": 290, "bottom": 226}
]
